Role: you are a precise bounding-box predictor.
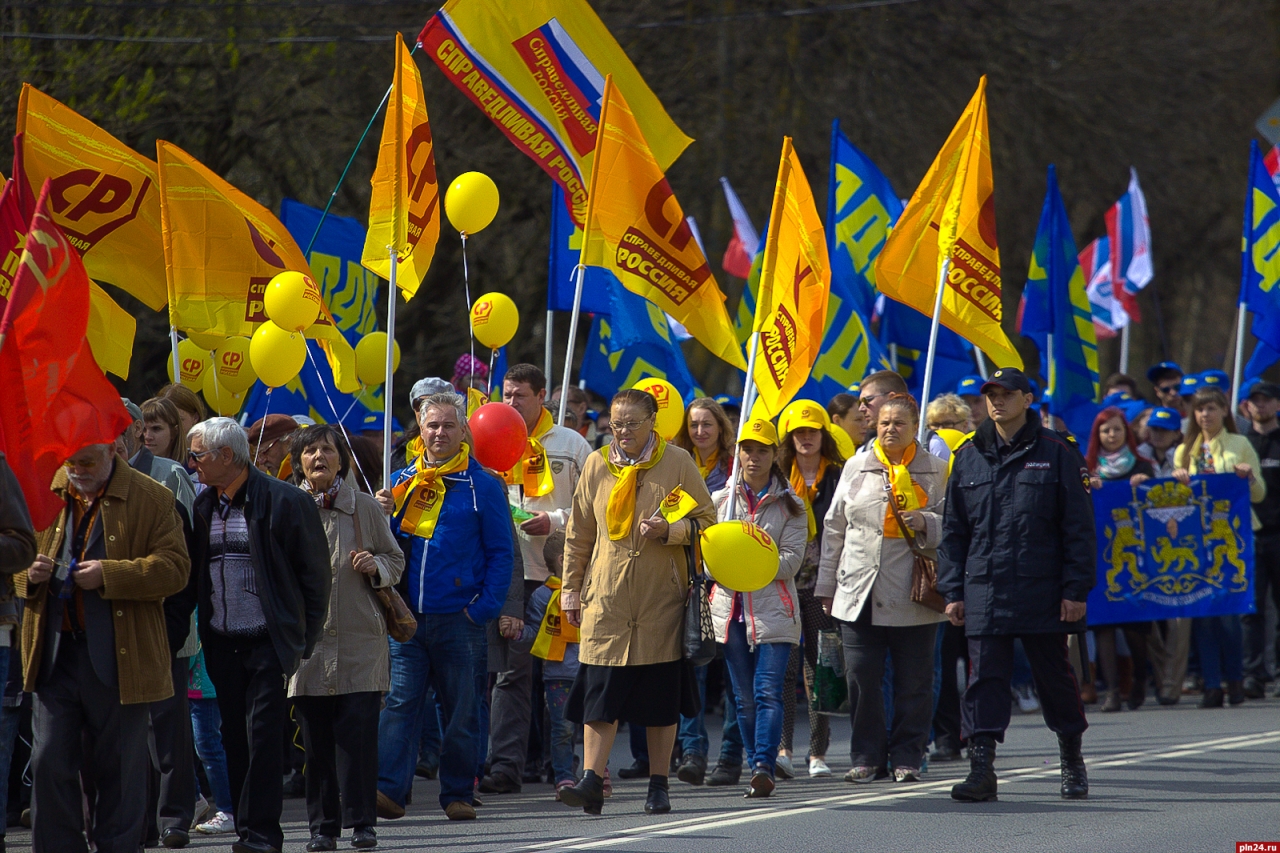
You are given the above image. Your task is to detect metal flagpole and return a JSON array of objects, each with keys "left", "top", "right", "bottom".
[
  {"left": 170, "top": 326, "right": 182, "bottom": 388},
  {"left": 1046, "top": 332, "right": 1056, "bottom": 399},
  {"left": 975, "top": 348, "right": 989, "bottom": 380},
  {"left": 726, "top": 331, "right": 761, "bottom": 520},
  {"left": 917, "top": 258, "right": 950, "bottom": 443},
  {"left": 382, "top": 246, "right": 397, "bottom": 492},
  {"left": 888, "top": 342, "right": 898, "bottom": 372},
  {"left": 1231, "top": 302, "right": 1248, "bottom": 413},
  {"left": 1119, "top": 324, "right": 1131, "bottom": 375},
  {"left": 545, "top": 310, "right": 554, "bottom": 383},
  {"left": 558, "top": 265, "right": 586, "bottom": 425}
]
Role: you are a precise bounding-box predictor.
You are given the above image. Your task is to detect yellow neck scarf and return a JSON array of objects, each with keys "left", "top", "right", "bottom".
[
  {"left": 874, "top": 439, "right": 926, "bottom": 538},
  {"left": 789, "top": 457, "right": 829, "bottom": 541},
  {"left": 404, "top": 435, "right": 423, "bottom": 465},
  {"left": 603, "top": 436, "right": 667, "bottom": 540},
  {"left": 392, "top": 443, "right": 471, "bottom": 539},
  {"left": 694, "top": 447, "right": 719, "bottom": 481},
  {"left": 504, "top": 407, "right": 555, "bottom": 497},
  {"left": 530, "top": 576, "right": 580, "bottom": 662}
]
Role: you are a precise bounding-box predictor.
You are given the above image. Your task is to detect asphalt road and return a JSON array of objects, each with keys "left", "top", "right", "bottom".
[{"left": 11, "top": 693, "right": 1276, "bottom": 853}]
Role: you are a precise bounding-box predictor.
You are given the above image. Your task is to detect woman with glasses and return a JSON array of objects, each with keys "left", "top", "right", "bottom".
[
  {"left": 925, "top": 394, "right": 973, "bottom": 435},
  {"left": 559, "top": 390, "right": 717, "bottom": 816}
]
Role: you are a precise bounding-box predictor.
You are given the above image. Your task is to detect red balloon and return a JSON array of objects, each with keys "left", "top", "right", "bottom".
[{"left": 469, "top": 402, "right": 528, "bottom": 472}]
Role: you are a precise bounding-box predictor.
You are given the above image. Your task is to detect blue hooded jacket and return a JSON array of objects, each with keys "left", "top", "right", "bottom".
[{"left": 390, "top": 454, "right": 515, "bottom": 623}]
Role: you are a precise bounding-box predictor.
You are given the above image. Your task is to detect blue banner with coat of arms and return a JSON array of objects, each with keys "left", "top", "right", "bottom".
[{"left": 1088, "top": 475, "right": 1256, "bottom": 626}]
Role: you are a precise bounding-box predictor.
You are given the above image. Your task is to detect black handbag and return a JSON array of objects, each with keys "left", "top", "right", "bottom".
[{"left": 682, "top": 519, "right": 716, "bottom": 666}]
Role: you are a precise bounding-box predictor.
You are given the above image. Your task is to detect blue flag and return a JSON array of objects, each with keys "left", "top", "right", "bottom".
[
  {"left": 241, "top": 200, "right": 395, "bottom": 433},
  {"left": 580, "top": 311, "right": 701, "bottom": 405},
  {"left": 1020, "top": 165, "right": 1100, "bottom": 440},
  {"left": 1088, "top": 475, "right": 1256, "bottom": 625},
  {"left": 547, "top": 184, "right": 611, "bottom": 315},
  {"left": 1242, "top": 140, "right": 1280, "bottom": 358}
]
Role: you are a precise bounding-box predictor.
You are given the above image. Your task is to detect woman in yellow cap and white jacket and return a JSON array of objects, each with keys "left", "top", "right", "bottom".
[{"left": 709, "top": 417, "right": 808, "bottom": 799}]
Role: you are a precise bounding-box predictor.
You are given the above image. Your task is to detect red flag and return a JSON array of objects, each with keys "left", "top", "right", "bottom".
[
  {"left": 0, "top": 179, "right": 131, "bottom": 528},
  {"left": 719, "top": 177, "right": 760, "bottom": 279},
  {"left": 0, "top": 180, "right": 26, "bottom": 312}
]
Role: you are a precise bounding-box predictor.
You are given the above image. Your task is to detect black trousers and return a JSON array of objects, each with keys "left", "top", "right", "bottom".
[
  {"left": 962, "top": 634, "right": 1088, "bottom": 743},
  {"left": 203, "top": 633, "right": 286, "bottom": 851},
  {"left": 294, "top": 692, "right": 380, "bottom": 837},
  {"left": 1243, "top": 533, "right": 1280, "bottom": 682},
  {"left": 932, "top": 623, "right": 968, "bottom": 751},
  {"left": 146, "top": 654, "right": 196, "bottom": 838}
]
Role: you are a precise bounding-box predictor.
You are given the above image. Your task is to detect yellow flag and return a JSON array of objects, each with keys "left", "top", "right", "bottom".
[
  {"left": 157, "top": 141, "right": 359, "bottom": 392},
  {"left": 657, "top": 484, "right": 698, "bottom": 523},
  {"left": 581, "top": 76, "right": 746, "bottom": 370},
  {"left": 750, "top": 138, "right": 831, "bottom": 418},
  {"left": 361, "top": 33, "right": 439, "bottom": 298},
  {"left": 87, "top": 283, "right": 136, "bottom": 379},
  {"left": 873, "top": 77, "right": 1022, "bottom": 369},
  {"left": 17, "top": 84, "right": 168, "bottom": 311}
]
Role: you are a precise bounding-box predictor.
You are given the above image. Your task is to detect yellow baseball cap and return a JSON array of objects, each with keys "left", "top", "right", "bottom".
[
  {"left": 738, "top": 416, "right": 779, "bottom": 447},
  {"left": 779, "top": 400, "right": 828, "bottom": 435}
]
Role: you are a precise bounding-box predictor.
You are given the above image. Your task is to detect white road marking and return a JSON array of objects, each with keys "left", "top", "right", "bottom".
[{"left": 503, "top": 730, "right": 1280, "bottom": 852}]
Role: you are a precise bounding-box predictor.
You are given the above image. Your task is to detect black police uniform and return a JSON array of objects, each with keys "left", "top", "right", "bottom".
[
  {"left": 938, "top": 405, "right": 1096, "bottom": 743},
  {"left": 1243, "top": 411, "right": 1280, "bottom": 689}
]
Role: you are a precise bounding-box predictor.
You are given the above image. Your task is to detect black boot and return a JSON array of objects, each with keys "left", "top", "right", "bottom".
[
  {"left": 951, "top": 735, "right": 998, "bottom": 802},
  {"left": 676, "top": 753, "right": 707, "bottom": 786},
  {"left": 644, "top": 775, "right": 671, "bottom": 814},
  {"left": 1058, "top": 733, "right": 1088, "bottom": 800},
  {"left": 559, "top": 770, "right": 605, "bottom": 815}
]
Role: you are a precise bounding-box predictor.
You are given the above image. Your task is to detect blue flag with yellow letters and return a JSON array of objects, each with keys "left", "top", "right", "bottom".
[
  {"left": 241, "top": 199, "right": 392, "bottom": 432},
  {"left": 548, "top": 185, "right": 611, "bottom": 315},
  {"left": 1242, "top": 140, "right": 1280, "bottom": 362},
  {"left": 1020, "top": 165, "right": 1099, "bottom": 440},
  {"left": 1088, "top": 475, "right": 1255, "bottom": 625}
]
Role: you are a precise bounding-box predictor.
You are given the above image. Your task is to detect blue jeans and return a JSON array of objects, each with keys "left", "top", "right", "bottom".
[
  {"left": 190, "top": 697, "right": 234, "bottom": 815},
  {"left": 1195, "top": 614, "right": 1244, "bottom": 689},
  {"left": 416, "top": 687, "right": 441, "bottom": 774},
  {"left": 678, "top": 664, "right": 710, "bottom": 757},
  {"left": 378, "top": 611, "right": 486, "bottom": 809},
  {"left": 545, "top": 680, "right": 577, "bottom": 784},
  {"left": 721, "top": 622, "right": 792, "bottom": 775}
]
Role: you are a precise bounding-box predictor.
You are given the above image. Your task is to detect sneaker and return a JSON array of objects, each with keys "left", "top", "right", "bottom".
[
  {"left": 894, "top": 767, "right": 921, "bottom": 783},
  {"left": 190, "top": 795, "right": 212, "bottom": 829},
  {"left": 1013, "top": 683, "right": 1040, "bottom": 713},
  {"left": 774, "top": 754, "right": 795, "bottom": 780},
  {"left": 194, "top": 811, "right": 235, "bottom": 835},
  {"left": 444, "top": 801, "right": 477, "bottom": 821},
  {"left": 844, "top": 766, "right": 876, "bottom": 784},
  {"left": 602, "top": 768, "right": 612, "bottom": 798},
  {"left": 808, "top": 757, "right": 832, "bottom": 777},
  {"left": 554, "top": 780, "right": 575, "bottom": 801}
]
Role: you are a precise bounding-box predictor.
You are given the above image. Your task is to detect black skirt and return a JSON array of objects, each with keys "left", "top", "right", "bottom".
[{"left": 566, "top": 659, "right": 700, "bottom": 728}]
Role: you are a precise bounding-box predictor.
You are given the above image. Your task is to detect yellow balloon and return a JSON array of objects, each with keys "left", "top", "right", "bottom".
[
  {"left": 700, "top": 520, "right": 781, "bottom": 593},
  {"left": 201, "top": 368, "right": 245, "bottom": 417},
  {"left": 263, "top": 270, "right": 322, "bottom": 332},
  {"left": 354, "top": 332, "right": 401, "bottom": 387},
  {"left": 167, "top": 338, "right": 211, "bottom": 391},
  {"left": 444, "top": 172, "right": 499, "bottom": 235},
  {"left": 185, "top": 330, "right": 225, "bottom": 350},
  {"left": 831, "top": 426, "right": 856, "bottom": 461},
  {"left": 249, "top": 321, "right": 307, "bottom": 388},
  {"left": 212, "top": 336, "right": 257, "bottom": 394},
  {"left": 632, "top": 377, "right": 685, "bottom": 440},
  {"left": 470, "top": 292, "right": 519, "bottom": 350}
]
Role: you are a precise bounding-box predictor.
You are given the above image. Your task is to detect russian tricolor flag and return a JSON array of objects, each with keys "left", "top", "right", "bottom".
[
  {"left": 719, "top": 177, "right": 759, "bottom": 279},
  {"left": 1080, "top": 236, "right": 1126, "bottom": 339}
]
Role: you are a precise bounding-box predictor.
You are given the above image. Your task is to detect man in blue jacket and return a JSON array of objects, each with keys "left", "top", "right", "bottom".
[
  {"left": 938, "top": 368, "right": 1096, "bottom": 804},
  {"left": 376, "top": 390, "right": 514, "bottom": 822}
]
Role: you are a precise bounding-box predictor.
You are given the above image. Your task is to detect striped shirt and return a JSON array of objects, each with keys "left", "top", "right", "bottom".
[{"left": 209, "top": 495, "right": 268, "bottom": 639}]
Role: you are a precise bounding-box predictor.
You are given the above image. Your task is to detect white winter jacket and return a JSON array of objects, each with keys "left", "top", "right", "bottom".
[
  {"left": 708, "top": 477, "right": 808, "bottom": 648},
  {"left": 507, "top": 423, "right": 593, "bottom": 581}
]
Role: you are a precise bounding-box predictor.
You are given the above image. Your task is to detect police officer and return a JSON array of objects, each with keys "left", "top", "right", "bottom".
[{"left": 938, "top": 367, "right": 1095, "bottom": 802}]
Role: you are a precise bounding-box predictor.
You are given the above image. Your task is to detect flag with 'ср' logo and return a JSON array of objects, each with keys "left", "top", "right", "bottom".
[{"left": 657, "top": 485, "right": 698, "bottom": 523}]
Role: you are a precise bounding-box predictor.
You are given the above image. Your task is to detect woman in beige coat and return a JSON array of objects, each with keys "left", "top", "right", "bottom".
[
  {"left": 559, "top": 389, "right": 716, "bottom": 816},
  {"left": 287, "top": 425, "right": 404, "bottom": 851},
  {"left": 816, "top": 394, "right": 948, "bottom": 784}
]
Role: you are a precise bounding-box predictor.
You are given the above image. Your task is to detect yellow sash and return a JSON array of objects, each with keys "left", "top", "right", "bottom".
[
  {"left": 873, "top": 439, "right": 927, "bottom": 538},
  {"left": 694, "top": 447, "right": 719, "bottom": 481},
  {"left": 603, "top": 437, "right": 667, "bottom": 540},
  {"left": 788, "top": 457, "right": 829, "bottom": 541},
  {"left": 391, "top": 444, "right": 471, "bottom": 539},
  {"left": 504, "top": 407, "right": 555, "bottom": 497},
  {"left": 530, "top": 577, "right": 579, "bottom": 662},
  {"left": 404, "top": 435, "right": 423, "bottom": 465}
]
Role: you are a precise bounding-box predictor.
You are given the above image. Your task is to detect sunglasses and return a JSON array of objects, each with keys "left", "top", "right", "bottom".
[{"left": 1156, "top": 384, "right": 1181, "bottom": 395}]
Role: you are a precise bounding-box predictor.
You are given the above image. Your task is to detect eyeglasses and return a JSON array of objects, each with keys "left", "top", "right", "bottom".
[
  {"left": 858, "top": 391, "right": 890, "bottom": 409},
  {"left": 64, "top": 456, "right": 103, "bottom": 471},
  {"left": 931, "top": 419, "right": 969, "bottom": 430},
  {"left": 611, "top": 416, "right": 653, "bottom": 432},
  {"left": 1156, "top": 384, "right": 1181, "bottom": 395},
  {"left": 187, "top": 448, "right": 214, "bottom": 462}
]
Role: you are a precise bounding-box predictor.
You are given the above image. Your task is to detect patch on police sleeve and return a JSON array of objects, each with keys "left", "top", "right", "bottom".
[
  {"left": 1080, "top": 466, "right": 1091, "bottom": 493},
  {"left": 1024, "top": 461, "right": 1050, "bottom": 469}
]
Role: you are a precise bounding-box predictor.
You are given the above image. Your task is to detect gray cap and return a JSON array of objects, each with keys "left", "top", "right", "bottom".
[
  {"left": 121, "top": 397, "right": 144, "bottom": 423},
  {"left": 409, "top": 377, "right": 453, "bottom": 408},
  {"left": 291, "top": 415, "right": 317, "bottom": 426}
]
